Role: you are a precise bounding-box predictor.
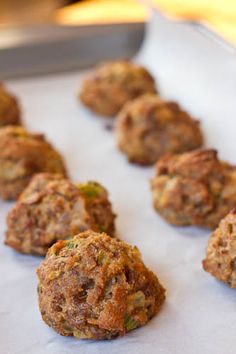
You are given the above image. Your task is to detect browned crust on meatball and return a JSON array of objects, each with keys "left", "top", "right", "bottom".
[
  {"left": 203, "top": 208, "right": 236, "bottom": 287},
  {"left": 116, "top": 94, "right": 203, "bottom": 165},
  {"left": 5, "top": 174, "right": 116, "bottom": 255},
  {"left": 0, "top": 85, "right": 21, "bottom": 127},
  {"left": 37, "top": 231, "right": 165, "bottom": 340},
  {"left": 80, "top": 61, "right": 157, "bottom": 117},
  {"left": 0, "top": 126, "right": 67, "bottom": 200},
  {"left": 78, "top": 181, "right": 116, "bottom": 237},
  {"left": 151, "top": 149, "right": 236, "bottom": 228}
]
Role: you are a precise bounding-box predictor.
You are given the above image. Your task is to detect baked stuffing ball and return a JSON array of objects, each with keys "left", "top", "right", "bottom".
[
  {"left": 0, "top": 126, "right": 67, "bottom": 200},
  {"left": 80, "top": 61, "right": 157, "bottom": 117},
  {"left": 5, "top": 173, "right": 116, "bottom": 255},
  {"left": 151, "top": 149, "right": 236, "bottom": 228},
  {"left": 203, "top": 209, "right": 236, "bottom": 287},
  {"left": 116, "top": 94, "right": 203, "bottom": 165},
  {"left": 0, "top": 84, "right": 21, "bottom": 126},
  {"left": 37, "top": 231, "right": 165, "bottom": 340}
]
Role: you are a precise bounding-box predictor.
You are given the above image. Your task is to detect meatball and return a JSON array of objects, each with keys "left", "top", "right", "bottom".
[
  {"left": 5, "top": 173, "right": 116, "bottom": 255},
  {"left": 151, "top": 149, "right": 236, "bottom": 228},
  {"left": 0, "top": 84, "right": 21, "bottom": 126},
  {"left": 37, "top": 231, "right": 165, "bottom": 340},
  {"left": 203, "top": 209, "right": 236, "bottom": 288},
  {"left": 80, "top": 61, "right": 157, "bottom": 117},
  {"left": 116, "top": 94, "right": 203, "bottom": 165},
  {"left": 0, "top": 126, "right": 67, "bottom": 200}
]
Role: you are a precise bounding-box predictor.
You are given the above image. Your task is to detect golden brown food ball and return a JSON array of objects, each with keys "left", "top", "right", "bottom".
[
  {"left": 0, "top": 126, "right": 67, "bottom": 200},
  {"left": 5, "top": 173, "right": 116, "bottom": 255},
  {"left": 116, "top": 94, "right": 203, "bottom": 165},
  {"left": 0, "top": 84, "right": 21, "bottom": 126},
  {"left": 203, "top": 209, "right": 236, "bottom": 287},
  {"left": 80, "top": 61, "right": 157, "bottom": 117},
  {"left": 37, "top": 231, "right": 165, "bottom": 340},
  {"left": 151, "top": 149, "right": 236, "bottom": 228}
]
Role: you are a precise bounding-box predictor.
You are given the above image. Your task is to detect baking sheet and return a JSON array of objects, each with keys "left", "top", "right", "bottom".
[{"left": 1, "top": 10, "right": 236, "bottom": 354}]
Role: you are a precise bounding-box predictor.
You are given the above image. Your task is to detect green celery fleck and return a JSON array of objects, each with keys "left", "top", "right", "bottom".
[
  {"left": 77, "top": 182, "right": 105, "bottom": 198},
  {"left": 124, "top": 314, "right": 139, "bottom": 331},
  {"left": 67, "top": 239, "right": 80, "bottom": 249}
]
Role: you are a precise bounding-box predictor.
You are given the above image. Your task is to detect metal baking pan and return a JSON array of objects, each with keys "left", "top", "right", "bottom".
[
  {"left": 0, "top": 7, "right": 235, "bottom": 80},
  {"left": 0, "top": 22, "right": 145, "bottom": 79},
  {"left": 1, "top": 7, "right": 236, "bottom": 354}
]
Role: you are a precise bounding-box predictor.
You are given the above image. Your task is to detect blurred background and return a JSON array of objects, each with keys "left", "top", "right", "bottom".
[
  {"left": 0, "top": 0, "right": 236, "bottom": 44},
  {"left": 0, "top": 0, "right": 235, "bottom": 78}
]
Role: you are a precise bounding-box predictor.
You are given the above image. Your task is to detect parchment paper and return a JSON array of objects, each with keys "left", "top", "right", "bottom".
[{"left": 1, "top": 10, "right": 236, "bottom": 354}]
